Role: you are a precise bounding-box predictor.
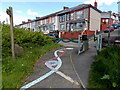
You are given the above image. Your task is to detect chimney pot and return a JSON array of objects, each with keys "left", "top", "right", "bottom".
[
  {"left": 28, "top": 19, "right": 31, "bottom": 21},
  {"left": 63, "top": 6, "right": 69, "bottom": 10},
  {"left": 22, "top": 21, "right": 25, "bottom": 23},
  {"left": 36, "top": 17, "right": 40, "bottom": 19},
  {"left": 94, "top": 0, "right": 97, "bottom": 8}
]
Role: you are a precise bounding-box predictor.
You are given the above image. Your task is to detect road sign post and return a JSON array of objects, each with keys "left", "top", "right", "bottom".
[{"left": 6, "top": 7, "right": 15, "bottom": 59}]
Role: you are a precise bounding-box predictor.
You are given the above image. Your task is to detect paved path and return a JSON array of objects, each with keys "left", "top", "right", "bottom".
[
  {"left": 21, "top": 47, "right": 81, "bottom": 88},
  {"left": 21, "top": 29, "right": 120, "bottom": 89},
  {"left": 21, "top": 38, "right": 97, "bottom": 89},
  {"left": 58, "top": 41, "right": 78, "bottom": 47},
  {"left": 71, "top": 40, "right": 96, "bottom": 87}
]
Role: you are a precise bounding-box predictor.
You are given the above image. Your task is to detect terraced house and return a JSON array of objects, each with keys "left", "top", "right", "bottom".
[
  {"left": 18, "top": 10, "right": 64, "bottom": 33},
  {"left": 18, "top": 1, "right": 101, "bottom": 37},
  {"left": 35, "top": 10, "right": 63, "bottom": 33},
  {"left": 57, "top": 3, "right": 101, "bottom": 32}
]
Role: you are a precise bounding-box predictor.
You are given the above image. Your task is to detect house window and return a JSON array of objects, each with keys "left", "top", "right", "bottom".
[
  {"left": 76, "top": 22, "right": 83, "bottom": 29},
  {"left": 71, "top": 13, "right": 74, "bottom": 20},
  {"left": 59, "top": 15, "right": 65, "bottom": 22},
  {"left": 102, "top": 19, "right": 105, "bottom": 22},
  {"left": 43, "top": 26, "right": 47, "bottom": 31},
  {"left": 60, "top": 24, "right": 64, "bottom": 30},
  {"left": 37, "top": 21, "right": 41, "bottom": 25},
  {"left": 66, "top": 23, "right": 70, "bottom": 30},
  {"left": 42, "top": 20, "right": 45, "bottom": 24},
  {"left": 50, "top": 25, "right": 55, "bottom": 30},
  {"left": 66, "top": 14, "right": 70, "bottom": 21},
  {"left": 44, "top": 19, "right": 47, "bottom": 24},
  {"left": 63, "top": 15, "right": 65, "bottom": 22},
  {"left": 59, "top": 16, "right": 62, "bottom": 22},
  {"left": 70, "top": 24, "right": 74, "bottom": 30},
  {"left": 46, "top": 19, "right": 49, "bottom": 24},
  {"left": 51, "top": 17, "right": 55, "bottom": 23},
  {"left": 53, "top": 25, "right": 55, "bottom": 30},
  {"left": 76, "top": 11, "right": 83, "bottom": 19},
  {"left": 106, "top": 19, "right": 108, "bottom": 23}
]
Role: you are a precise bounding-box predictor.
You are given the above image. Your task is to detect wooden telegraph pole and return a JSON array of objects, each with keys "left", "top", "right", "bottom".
[{"left": 6, "top": 7, "right": 15, "bottom": 59}]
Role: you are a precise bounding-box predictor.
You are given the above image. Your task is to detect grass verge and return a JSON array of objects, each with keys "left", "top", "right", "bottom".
[
  {"left": 2, "top": 43, "right": 61, "bottom": 88},
  {"left": 88, "top": 46, "right": 120, "bottom": 88}
]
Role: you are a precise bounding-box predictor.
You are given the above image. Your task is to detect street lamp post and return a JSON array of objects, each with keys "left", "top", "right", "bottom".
[{"left": 6, "top": 7, "right": 15, "bottom": 59}]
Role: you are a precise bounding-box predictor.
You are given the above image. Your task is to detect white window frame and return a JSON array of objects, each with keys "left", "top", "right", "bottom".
[
  {"left": 76, "top": 22, "right": 83, "bottom": 29},
  {"left": 51, "top": 17, "right": 55, "bottom": 23},
  {"left": 76, "top": 11, "right": 83, "bottom": 19},
  {"left": 60, "top": 24, "right": 64, "bottom": 30},
  {"left": 66, "top": 23, "right": 70, "bottom": 30},
  {"left": 71, "top": 13, "right": 74, "bottom": 20},
  {"left": 66, "top": 14, "right": 70, "bottom": 21}
]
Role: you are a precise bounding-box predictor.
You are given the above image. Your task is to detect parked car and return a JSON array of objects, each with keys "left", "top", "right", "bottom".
[
  {"left": 112, "top": 23, "right": 118, "bottom": 29},
  {"left": 117, "top": 23, "right": 120, "bottom": 27},
  {"left": 104, "top": 26, "right": 114, "bottom": 33},
  {"left": 44, "top": 33, "right": 56, "bottom": 39}
]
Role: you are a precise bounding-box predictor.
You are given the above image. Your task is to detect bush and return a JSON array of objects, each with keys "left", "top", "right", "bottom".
[
  {"left": 2, "top": 43, "right": 61, "bottom": 88},
  {"left": 88, "top": 46, "right": 120, "bottom": 88},
  {"left": 2, "top": 25, "right": 53, "bottom": 57},
  {"left": 2, "top": 24, "right": 62, "bottom": 88}
]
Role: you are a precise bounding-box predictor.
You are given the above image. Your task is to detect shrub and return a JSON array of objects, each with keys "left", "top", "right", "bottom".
[
  {"left": 2, "top": 24, "right": 62, "bottom": 88},
  {"left": 2, "top": 25, "right": 53, "bottom": 57},
  {"left": 89, "top": 46, "right": 120, "bottom": 88}
]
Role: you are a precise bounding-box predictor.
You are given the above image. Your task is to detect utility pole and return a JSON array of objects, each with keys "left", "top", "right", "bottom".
[
  {"left": 108, "top": 11, "right": 111, "bottom": 46},
  {"left": 6, "top": 7, "right": 15, "bottom": 59}
]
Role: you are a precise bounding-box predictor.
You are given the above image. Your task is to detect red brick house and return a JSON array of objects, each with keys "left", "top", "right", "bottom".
[
  {"left": 101, "top": 11, "right": 114, "bottom": 31},
  {"left": 57, "top": 2, "right": 101, "bottom": 39}
]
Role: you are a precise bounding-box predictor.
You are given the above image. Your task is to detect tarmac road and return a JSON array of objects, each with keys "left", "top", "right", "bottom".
[{"left": 102, "top": 28, "right": 120, "bottom": 39}]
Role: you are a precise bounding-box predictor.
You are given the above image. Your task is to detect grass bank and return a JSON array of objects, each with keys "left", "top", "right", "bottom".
[
  {"left": 2, "top": 24, "right": 62, "bottom": 88},
  {"left": 2, "top": 43, "right": 61, "bottom": 88},
  {"left": 88, "top": 46, "right": 120, "bottom": 88}
]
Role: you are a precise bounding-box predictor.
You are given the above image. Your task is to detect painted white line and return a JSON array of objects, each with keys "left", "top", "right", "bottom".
[
  {"left": 45, "top": 58, "right": 80, "bottom": 86},
  {"left": 20, "top": 49, "right": 63, "bottom": 89},
  {"left": 59, "top": 50, "right": 64, "bottom": 52},
  {"left": 56, "top": 71, "right": 80, "bottom": 86},
  {"left": 66, "top": 48, "right": 74, "bottom": 50}
]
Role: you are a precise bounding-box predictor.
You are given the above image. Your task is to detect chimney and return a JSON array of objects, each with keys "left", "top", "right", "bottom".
[
  {"left": 28, "top": 19, "right": 31, "bottom": 22},
  {"left": 22, "top": 21, "right": 25, "bottom": 23},
  {"left": 63, "top": 6, "right": 69, "bottom": 10},
  {"left": 36, "top": 17, "right": 40, "bottom": 19},
  {"left": 94, "top": 0, "right": 97, "bottom": 8}
]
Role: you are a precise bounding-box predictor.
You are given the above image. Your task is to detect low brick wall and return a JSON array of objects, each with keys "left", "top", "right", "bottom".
[{"left": 60, "top": 30, "right": 95, "bottom": 39}]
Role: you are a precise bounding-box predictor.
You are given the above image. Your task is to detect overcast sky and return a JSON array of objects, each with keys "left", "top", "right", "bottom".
[{"left": 0, "top": 0, "right": 118, "bottom": 25}]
